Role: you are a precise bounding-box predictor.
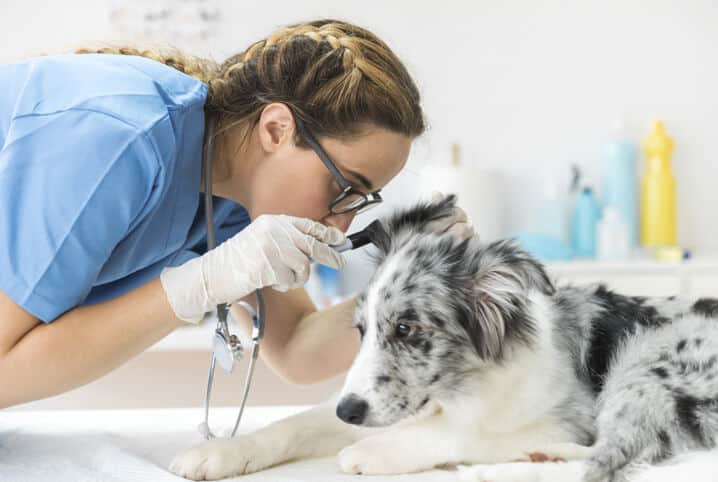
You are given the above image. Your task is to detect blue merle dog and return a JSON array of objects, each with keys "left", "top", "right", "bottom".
[{"left": 171, "top": 195, "right": 718, "bottom": 482}]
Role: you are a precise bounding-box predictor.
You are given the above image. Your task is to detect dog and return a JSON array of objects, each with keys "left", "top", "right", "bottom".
[{"left": 170, "top": 195, "right": 718, "bottom": 482}]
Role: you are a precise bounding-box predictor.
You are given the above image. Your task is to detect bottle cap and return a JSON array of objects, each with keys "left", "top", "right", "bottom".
[{"left": 643, "top": 119, "right": 674, "bottom": 161}]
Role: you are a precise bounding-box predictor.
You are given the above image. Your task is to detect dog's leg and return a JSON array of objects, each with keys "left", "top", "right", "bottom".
[
  {"left": 338, "top": 418, "right": 448, "bottom": 474},
  {"left": 337, "top": 407, "right": 494, "bottom": 475},
  {"left": 170, "top": 397, "right": 366, "bottom": 480},
  {"left": 337, "top": 400, "right": 592, "bottom": 477}
]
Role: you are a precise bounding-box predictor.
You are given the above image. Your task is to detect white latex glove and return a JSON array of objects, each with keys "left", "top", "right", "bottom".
[
  {"left": 428, "top": 191, "right": 477, "bottom": 240},
  {"left": 160, "top": 214, "right": 347, "bottom": 323}
]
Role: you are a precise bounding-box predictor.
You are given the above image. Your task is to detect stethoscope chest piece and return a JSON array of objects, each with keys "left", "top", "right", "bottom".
[
  {"left": 212, "top": 328, "right": 243, "bottom": 373},
  {"left": 201, "top": 298, "right": 263, "bottom": 440}
]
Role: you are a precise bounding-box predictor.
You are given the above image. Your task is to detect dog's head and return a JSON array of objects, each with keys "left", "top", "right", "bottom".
[{"left": 336, "top": 195, "right": 555, "bottom": 427}]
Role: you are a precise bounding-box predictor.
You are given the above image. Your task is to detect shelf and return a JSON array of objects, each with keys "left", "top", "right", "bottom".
[
  {"left": 545, "top": 253, "right": 718, "bottom": 298},
  {"left": 546, "top": 254, "right": 718, "bottom": 274}
]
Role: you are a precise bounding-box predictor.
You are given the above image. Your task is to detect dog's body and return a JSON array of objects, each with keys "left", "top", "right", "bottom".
[{"left": 171, "top": 197, "right": 718, "bottom": 482}]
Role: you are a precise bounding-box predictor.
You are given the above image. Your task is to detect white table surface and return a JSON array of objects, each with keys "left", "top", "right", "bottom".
[{"left": 0, "top": 406, "right": 458, "bottom": 482}]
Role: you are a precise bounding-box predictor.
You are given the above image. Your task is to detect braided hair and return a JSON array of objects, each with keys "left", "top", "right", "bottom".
[{"left": 78, "top": 19, "right": 425, "bottom": 146}]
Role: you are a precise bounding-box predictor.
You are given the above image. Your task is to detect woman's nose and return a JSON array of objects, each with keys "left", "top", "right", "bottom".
[{"left": 324, "top": 212, "right": 356, "bottom": 233}]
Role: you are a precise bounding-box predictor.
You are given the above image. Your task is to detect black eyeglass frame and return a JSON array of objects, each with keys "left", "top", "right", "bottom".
[{"left": 292, "top": 114, "right": 383, "bottom": 215}]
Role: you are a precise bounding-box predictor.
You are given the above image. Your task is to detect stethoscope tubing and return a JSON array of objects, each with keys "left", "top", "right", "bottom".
[{"left": 200, "top": 117, "right": 265, "bottom": 440}]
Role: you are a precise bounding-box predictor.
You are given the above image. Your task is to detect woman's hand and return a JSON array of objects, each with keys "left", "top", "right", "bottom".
[
  {"left": 426, "top": 191, "right": 476, "bottom": 240},
  {"left": 160, "top": 214, "right": 347, "bottom": 323}
]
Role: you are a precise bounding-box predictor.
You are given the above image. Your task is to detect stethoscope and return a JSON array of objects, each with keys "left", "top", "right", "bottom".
[{"left": 198, "top": 117, "right": 379, "bottom": 440}]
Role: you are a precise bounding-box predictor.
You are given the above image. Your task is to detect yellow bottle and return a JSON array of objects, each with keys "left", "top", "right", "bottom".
[{"left": 640, "top": 120, "right": 676, "bottom": 246}]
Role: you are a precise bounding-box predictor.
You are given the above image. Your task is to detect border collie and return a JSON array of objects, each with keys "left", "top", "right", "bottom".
[{"left": 170, "top": 195, "right": 718, "bottom": 482}]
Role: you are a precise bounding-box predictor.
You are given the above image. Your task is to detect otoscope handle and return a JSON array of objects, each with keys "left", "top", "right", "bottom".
[{"left": 332, "top": 220, "right": 381, "bottom": 252}]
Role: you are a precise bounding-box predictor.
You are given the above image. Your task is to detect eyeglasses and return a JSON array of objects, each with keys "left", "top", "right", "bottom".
[{"left": 293, "top": 114, "right": 383, "bottom": 215}]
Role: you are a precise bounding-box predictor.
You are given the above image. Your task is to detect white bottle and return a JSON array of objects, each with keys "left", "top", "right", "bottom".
[
  {"left": 597, "top": 206, "right": 630, "bottom": 260},
  {"left": 418, "top": 142, "right": 504, "bottom": 241}
]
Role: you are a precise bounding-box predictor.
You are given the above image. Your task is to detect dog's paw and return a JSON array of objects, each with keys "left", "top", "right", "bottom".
[
  {"left": 169, "top": 437, "right": 274, "bottom": 480},
  {"left": 338, "top": 438, "right": 419, "bottom": 475}
]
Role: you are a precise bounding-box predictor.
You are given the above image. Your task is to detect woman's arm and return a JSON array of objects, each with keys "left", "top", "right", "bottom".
[
  {"left": 285, "top": 296, "right": 360, "bottom": 384},
  {"left": 0, "top": 276, "right": 355, "bottom": 409},
  {"left": 230, "top": 287, "right": 360, "bottom": 385},
  {"left": 0, "top": 279, "right": 184, "bottom": 409}
]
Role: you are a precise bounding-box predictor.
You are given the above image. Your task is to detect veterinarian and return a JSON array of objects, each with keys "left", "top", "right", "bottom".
[{"left": 0, "top": 20, "right": 471, "bottom": 408}]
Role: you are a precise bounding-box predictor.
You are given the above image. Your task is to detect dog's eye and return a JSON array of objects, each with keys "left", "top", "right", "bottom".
[
  {"left": 395, "top": 323, "right": 412, "bottom": 338},
  {"left": 356, "top": 325, "right": 365, "bottom": 338}
]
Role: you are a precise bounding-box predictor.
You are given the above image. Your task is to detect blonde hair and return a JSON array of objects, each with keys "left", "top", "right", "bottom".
[{"left": 77, "top": 19, "right": 425, "bottom": 144}]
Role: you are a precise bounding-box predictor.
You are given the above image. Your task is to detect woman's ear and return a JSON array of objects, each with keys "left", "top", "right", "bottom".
[{"left": 257, "top": 103, "right": 295, "bottom": 153}]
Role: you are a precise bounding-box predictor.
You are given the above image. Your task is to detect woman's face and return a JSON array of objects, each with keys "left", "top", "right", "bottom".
[{"left": 218, "top": 104, "right": 412, "bottom": 233}]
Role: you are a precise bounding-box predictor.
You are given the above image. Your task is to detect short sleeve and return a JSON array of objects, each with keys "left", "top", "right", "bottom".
[{"left": 0, "top": 109, "right": 158, "bottom": 322}]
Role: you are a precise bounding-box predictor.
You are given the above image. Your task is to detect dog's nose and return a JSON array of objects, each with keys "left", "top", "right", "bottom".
[{"left": 336, "top": 394, "right": 369, "bottom": 425}]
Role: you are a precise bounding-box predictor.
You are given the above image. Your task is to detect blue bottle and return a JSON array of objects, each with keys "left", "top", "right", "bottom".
[
  {"left": 602, "top": 124, "right": 639, "bottom": 248},
  {"left": 572, "top": 186, "right": 601, "bottom": 258}
]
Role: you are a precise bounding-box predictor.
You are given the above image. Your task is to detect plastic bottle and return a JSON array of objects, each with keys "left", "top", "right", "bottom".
[
  {"left": 418, "top": 143, "right": 504, "bottom": 241},
  {"left": 597, "top": 206, "right": 630, "bottom": 260},
  {"left": 640, "top": 120, "right": 677, "bottom": 246},
  {"left": 572, "top": 186, "right": 600, "bottom": 258},
  {"left": 602, "top": 119, "right": 639, "bottom": 248}
]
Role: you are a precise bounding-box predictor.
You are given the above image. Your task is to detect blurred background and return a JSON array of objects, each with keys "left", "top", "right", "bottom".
[{"left": 4, "top": 0, "right": 718, "bottom": 410}]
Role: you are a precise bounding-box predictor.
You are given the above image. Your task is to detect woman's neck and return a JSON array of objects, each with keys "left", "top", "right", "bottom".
[{"left": 199, "top": 127, "right": 255, "bottom": 208}]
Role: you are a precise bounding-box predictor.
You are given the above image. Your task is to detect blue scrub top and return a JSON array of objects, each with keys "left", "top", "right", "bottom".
[{"left": 0, "top": 54, "right": 251, "bottom": 323}]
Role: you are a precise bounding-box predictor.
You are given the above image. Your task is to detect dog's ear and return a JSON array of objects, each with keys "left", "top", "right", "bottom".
[
  {"left": 465, "top": 240, "right": 554, "bottom": 360},
  {"left": 476, "top": 239, "right": 555, "bottom": 297},
  {"left": 367, "top": 194, "right": 461, "bottom": 263},
  {"left": 385, "top": 193, "right": 459, "bottom": 235},
  {"left": 365, "top": 219, "right": 391, "bottom": 256},
  {"left": 378, "top": 193, "right": 462, "bottom": 250}
]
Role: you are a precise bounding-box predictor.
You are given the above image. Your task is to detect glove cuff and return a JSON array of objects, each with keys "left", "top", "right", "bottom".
[{"left": 159, "top": 258, "right": 211, "bottom": 324}]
